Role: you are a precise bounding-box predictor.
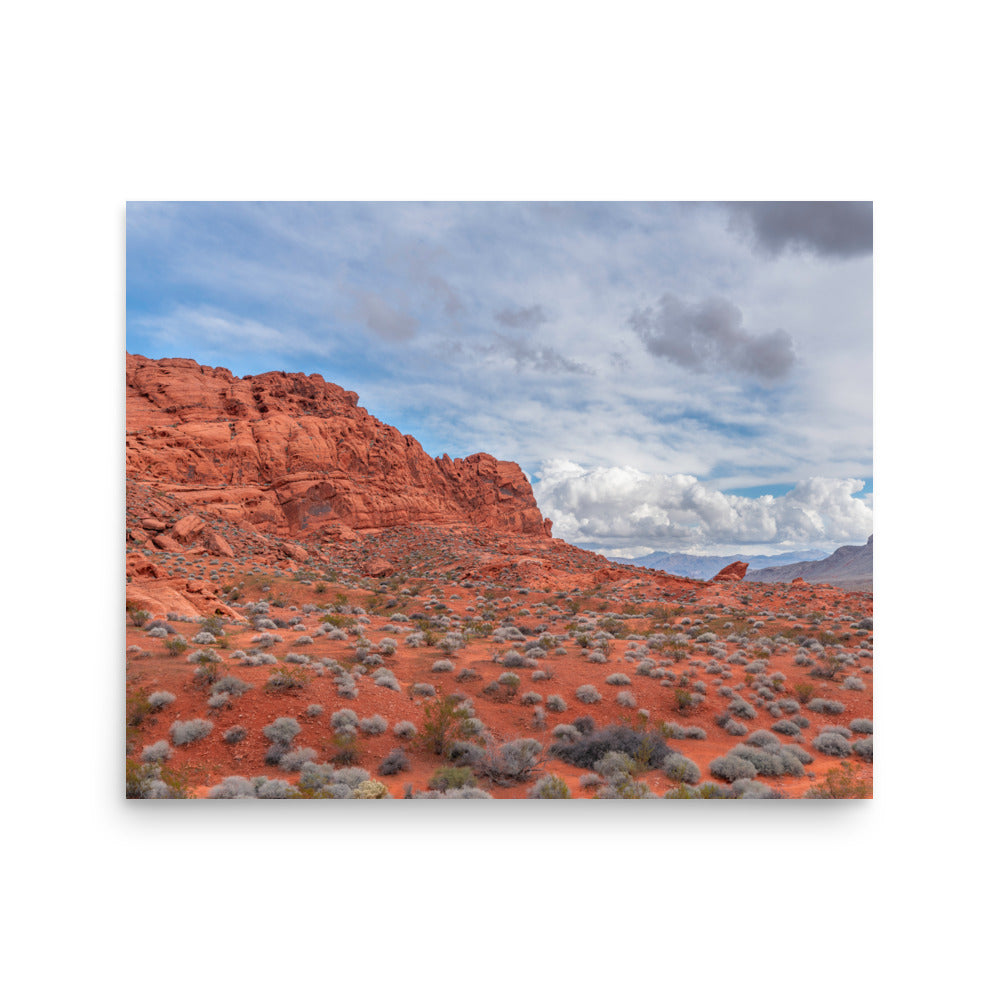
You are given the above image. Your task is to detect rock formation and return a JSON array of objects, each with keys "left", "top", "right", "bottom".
[
  {"left": 711, "top": 561, "right": 749, "bottom": 582},
  {"left": 126, "top": 354, "right": 552, "bottom": 542}
]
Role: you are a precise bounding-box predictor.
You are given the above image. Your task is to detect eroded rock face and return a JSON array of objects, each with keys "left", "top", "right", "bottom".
[
  {"left": 126, "top": 354, "right": 552, "bottom": 541},
  {"left": 711, "top": 561, "right": 749, "bottom": 582}
]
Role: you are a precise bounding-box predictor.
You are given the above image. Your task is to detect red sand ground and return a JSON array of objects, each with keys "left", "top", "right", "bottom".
[{"left": 125, "top": 540, "right": 873, "bottom": 800}]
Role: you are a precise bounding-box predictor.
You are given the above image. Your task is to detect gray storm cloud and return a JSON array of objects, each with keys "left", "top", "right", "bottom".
[
  {"left": 355, "top": 292, "right": 417, "bottom": 342},
  {"left": 628, "top": 293, "right": 796, "bottom": 380},
  {"left": 496, "top": 304, "right": 550, "bottom": 329},
  {"left": 725, "top": 201, "right": 873, "bottom": 258}
]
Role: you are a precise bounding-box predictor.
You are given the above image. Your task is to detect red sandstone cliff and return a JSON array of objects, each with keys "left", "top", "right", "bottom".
[{"left": 126, "top": 354, "right": 552, "bottom": 541}]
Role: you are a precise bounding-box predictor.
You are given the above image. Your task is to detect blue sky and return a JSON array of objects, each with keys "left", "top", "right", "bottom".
[{"left": 126, "top": 201, "right": 872, "bottom": 556}]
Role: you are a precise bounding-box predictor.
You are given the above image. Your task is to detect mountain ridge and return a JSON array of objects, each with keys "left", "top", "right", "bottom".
[
  {"left": 613, "top": 548, "right": 831, "bottom": 580},
  {"left": 745, "top": 535, "right": 873, "bottom": 590}
]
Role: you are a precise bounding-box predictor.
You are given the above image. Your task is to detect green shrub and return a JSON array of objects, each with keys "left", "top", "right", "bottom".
[
  {"left": 419, "top": 694, "right": 476, "bottom": 756},
  {"left": 429, "top": 766, "right": 477, "bottom": 791},
  {"left": 804, "top": 761, "right": 872, "bottom": 798},
  {"left": 527, "top": 773, "right": 572, "bottom": 798}
]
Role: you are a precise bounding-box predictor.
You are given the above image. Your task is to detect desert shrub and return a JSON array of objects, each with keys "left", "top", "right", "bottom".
[
  {"left": 305, "top": 703, "right": 324, "bottom": 718},
  {"left": 804, "top": 760, "right": 872, "bottom": 798},
  {"left": 579, "top": 773, "right": 602, "bottom": 789},
  {"left": 330, "top": 709, "right": 359, "bottom": 732},
  {"left": 728, "top": 697, "right": 757, "bottom": 720},
  {"left": 662, "top": 754, "right": 701, "bottom": 784},
  {"left": 163, "top": 637, "right": 188, "bottom": 657},
  {"left": 709, "top": 754, "right": 757, "bottom": 782},
  {"left": 772, "top": 719, "right": 800, "bottom": 737},
  {"left": 378, "top": 748, "right": 410, "bottom": 775},
  {"left": 616, "top": 690, "right": 637, "bottom": 708},
  {"left": 849, "top": 718, "right": 874, "bottom": 734},
  {"left": 605, "top": 673, "right": 631, "bottom": 686},
  {"left": 212, "top": 676, "right": 252, "bottom": 697},
  {"left": 501, "top": 650, "right": 531, "bottom": 670},
  {"left": 330, "top": 766, "right": 370, "bottom": 789},
  {"left": 412, "top": 682, "right": 436, "bottom": 697},
  {"left": 393, "top": 720, "right": 417, "bottom": 739},
  {"left": 169, "top": 718, "right": 213, "bottom": 746},
  {"left": 256, "top": 779, "right": 296, "bottom": 799},
  {"left": 843, "top": 676, "right": 865, "bottom": 691},
  {"left": 663, "top": 782, "right": 733, "bottom": 799},
  {"left": 546, "top": 694, "right": 567, "bottom": 712},
  {"left": 373, "top": 669, "right": 401, "bottom": 691},
  {"left": 528, "top": 774, "right": 572, "bottom": 798},
  {"left": 783, "top": 744, "right": 813, "bottom": 765},
  {"left": 812, "top": 731, "right": 852, "bottom": 757},
  {"left": 681, "top": 726, "right": 706, "bottom": 740},
  {"left": 745, "top": 729, "right": 781, "bottom": 749},
  {"left": 207, "top": 692, "right": 230, "bottom": 710},
  {"left": 572, "top": 715, "right": 596, "bottom": 736},
  {"left": 575, "top": 684, "right": 601, "bottom": 704},
  {"left": 549, "top": 725, "right": 670, "bottom": 771},
  {"left": 445, "top": 740, "right": 486, "bottom": 767},
  {"left": 457, "top": 668, "right": 480, "bottom": 682},
  {"left": 594, "top": 776, "right": 656, "bottom": 799},
  {"left": 431, "top": 659, "right": 455, "bottom": 673},
  {"left": 147, "top": 691, "right": 176, "bottom": 711},
  {"left": 476, "top": 738, "right": 543, "bottom": 785},
  {"left": 792, "top": 714, "right": 811, "bottom": 729},
  {"left": 552, "top": 723, "right": 581, "bottom": 742},
  {"left": 223, "top": 725, "right": 248, "bottom": 744},
  {"left": 141, "top": 740, "right": 172, "bottom": 763},
  {"left": 807, "top": 698, "right": 845, "bottom": 715},
  {"left": 820, "top": 725, "right": 853, "bottom": 739},
  {"left": 729, "top": 744, "right": 791, "bottom": 776},
  {"left": 297, "top": 762, "right": 336, "bottom": 792},
  {"left": 207, "top": 776, "right": 256, "bottom": 799},
  {"left": 263, "top": 717, "right": 301, "bottom": 745},
  {"left": 777, "top": 698, "right": 800, "bottom": 713},
  {"left": 359, "top": 714, "right": 388, "bottom": 735},
  {"left": 724, "top": 719, "right": 749, "bottom": 737},
  {"left": 593, "top": 751, "right": 635, "bottom": 781},
  {"left": 429, "top": 766, "right": 477, "bottom": 791},
  {"left": 852, "top": 736, "right": 874, "bottom": 762},
  {"left": 279, "top": 747, "right": 318, "bottom": 772},
  {"left": 732, "top": 779, "right": 783, "bottom": 799},
  {"left": 419, "top": 694, "right": 477, "bottom": 755},
  {"left": 336, "top": 674, "right": 358, "bottom": 699},
  {"left": 265, "top": 667, "right": 308, "bottom": 692}
]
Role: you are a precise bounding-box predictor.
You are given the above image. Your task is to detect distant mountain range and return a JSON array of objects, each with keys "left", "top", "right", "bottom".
[
  {"left": 745, "top": 535, "right": 872, "bottom": 591},
  {"left": 613, "top": 548, "right": 831, "bottom": 580}
]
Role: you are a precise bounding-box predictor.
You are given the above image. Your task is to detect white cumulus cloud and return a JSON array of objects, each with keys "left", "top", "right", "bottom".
[{"left": 533, "top": 460, "right": 872, "bottom": 552}]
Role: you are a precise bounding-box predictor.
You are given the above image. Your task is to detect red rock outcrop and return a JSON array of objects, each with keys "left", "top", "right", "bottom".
[
  {"left": 126, "top": 354, "right": 553, "bottom": 541},
  {"left": 711, "top": 561, "right": 749, "bottom": 582}
]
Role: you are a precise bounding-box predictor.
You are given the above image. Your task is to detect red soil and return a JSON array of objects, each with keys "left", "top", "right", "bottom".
[{"left": 125, "top": 547, "right": 873, "bottom": 799}]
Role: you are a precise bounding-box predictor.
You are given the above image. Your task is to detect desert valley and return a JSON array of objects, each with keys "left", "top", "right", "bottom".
[{"left": 125, "top": 353, "right": 873, "bottom": 799}]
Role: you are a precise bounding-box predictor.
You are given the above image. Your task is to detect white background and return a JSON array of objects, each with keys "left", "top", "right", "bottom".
[{"left": 4, "top": 2, "right": 995, "bottom": 997}]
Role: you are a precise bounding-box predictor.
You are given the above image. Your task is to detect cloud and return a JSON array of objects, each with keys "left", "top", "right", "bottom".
[
  {"left": 725, "top": 201, "right": 873, "bottom": 258},
  {"left": 491, "top": 333, "right": 594, "bottom": 375},
  {"left": 495, "top": 304, "right": 549, "bottom": 329},
  {"left": 354, "top": 291, "right": 417, "bottom": 341},
  {"left": 533, "top": 460, "right": 872, "bottom": 551},
  {"left": 628, "top": 292, "right": 796, "bottom": 380}
]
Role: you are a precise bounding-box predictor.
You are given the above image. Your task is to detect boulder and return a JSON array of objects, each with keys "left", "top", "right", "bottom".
[{"left": 711, "top": 561, "right": 749, "bottom": 582}]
